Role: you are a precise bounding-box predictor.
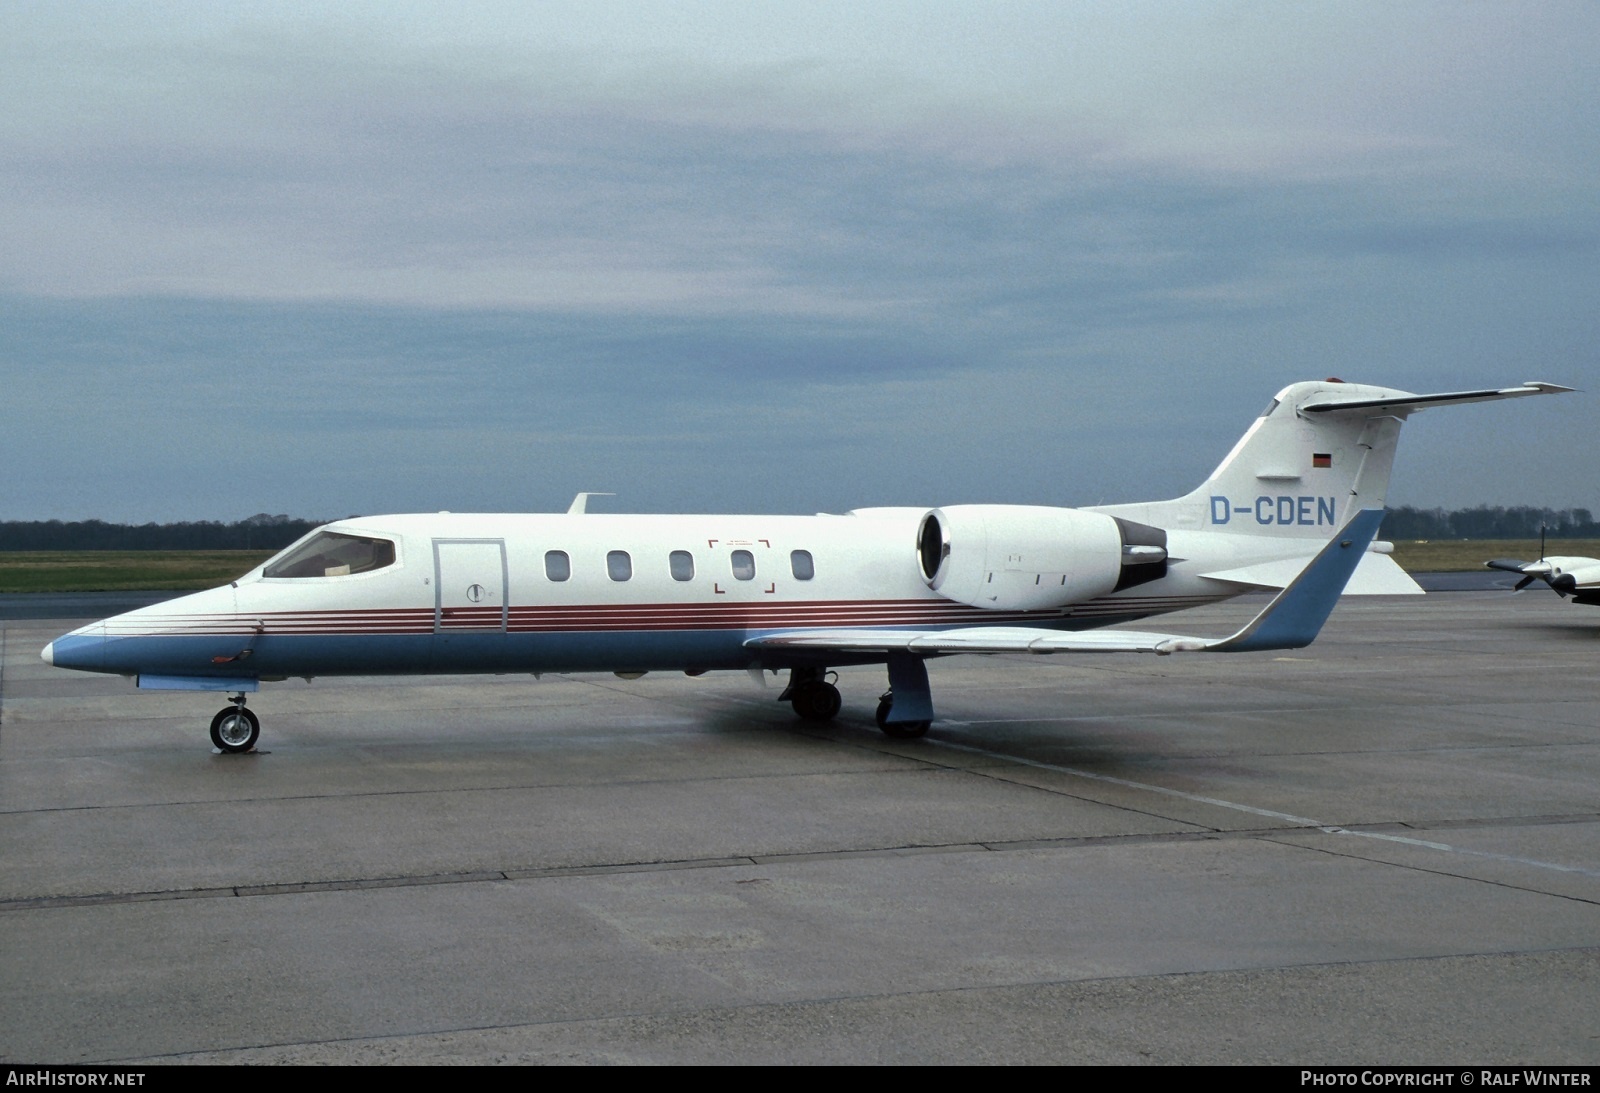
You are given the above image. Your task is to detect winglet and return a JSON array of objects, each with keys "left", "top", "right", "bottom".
[{"left": 1204, "top": 508, "right": 1386, "bottom": 653}]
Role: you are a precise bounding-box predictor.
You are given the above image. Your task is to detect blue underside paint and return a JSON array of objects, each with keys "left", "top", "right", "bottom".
[
  {"left": 77, "top": 628, "right": 787, "bottom": 681},
  {"left": 46, "top": 632, "right": 105, "bottom": 671},
  {"left": 57, "top": 604, "right": 1220, "bottom": 685},
  {"left": 885, "top": 652, "right": 934, "bottom": 723},
  {"left": 138, "top": 674, "right": 260, "bottom": 692}
]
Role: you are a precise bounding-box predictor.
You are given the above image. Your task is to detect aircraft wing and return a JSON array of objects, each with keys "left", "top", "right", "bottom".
[
  {"left": 751, "top": 625, "right": 1236, "bottom": 655},
  {"left": 749, "top": 508, "right": 1385, "bottom": 658}
]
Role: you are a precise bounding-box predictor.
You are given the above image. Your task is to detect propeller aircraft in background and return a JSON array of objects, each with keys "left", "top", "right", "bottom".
[{"left": 1487, "top": 528, "right": 1600, "bottom": 604}]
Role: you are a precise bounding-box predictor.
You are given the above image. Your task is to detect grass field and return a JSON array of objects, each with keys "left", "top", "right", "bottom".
[
  {"left": 4, "top": 540, "right": 1598, "bottom": 593},
  {"left": 0, "top": 551, "right": 276, "bottom": 593},
  {"left": 1388, "top": 539, "right": 1600, "bottom": 573}
]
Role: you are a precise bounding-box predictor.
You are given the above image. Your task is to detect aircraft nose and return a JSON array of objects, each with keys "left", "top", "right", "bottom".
[{"left": 41, "top": 622, "right": 107, "bottom": 671}]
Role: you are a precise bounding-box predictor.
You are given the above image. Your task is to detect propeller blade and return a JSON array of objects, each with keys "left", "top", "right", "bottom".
[{"left": 1514, "top": 575, "right": 1537, "bottom": 591}]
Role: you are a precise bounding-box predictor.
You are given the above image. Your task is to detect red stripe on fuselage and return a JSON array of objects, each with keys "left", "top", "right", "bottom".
[{"left": 99, "top": 595, "right": 1224, "bottom": 637}]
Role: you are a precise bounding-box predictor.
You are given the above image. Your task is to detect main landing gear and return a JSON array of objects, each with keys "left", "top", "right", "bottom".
[
  {"left": 876, "top": 693, "right": 930, "bottom": 739},
  {"left": 209, "top": 694, "right": 260, "bottom": 753},
  {"left": 781, "top": 667, "right": 843, "bottom": 722},
  {"left": 780, "top": 657, "right": 935, "bottom": 739}
]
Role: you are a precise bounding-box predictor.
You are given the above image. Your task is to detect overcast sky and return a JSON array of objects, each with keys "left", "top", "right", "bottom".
[{"left": 4, "top": 1, "right": 1596, "bottom": 522}]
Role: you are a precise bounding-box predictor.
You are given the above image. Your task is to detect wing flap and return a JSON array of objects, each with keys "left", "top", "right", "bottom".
[{"left": 750, "top": 626, "right": 1198, "bottom": 655}]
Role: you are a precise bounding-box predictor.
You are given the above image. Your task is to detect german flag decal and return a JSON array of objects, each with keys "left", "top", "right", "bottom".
[{"left": 1312, "top": 452, "right": 1332, "bottom": 468}]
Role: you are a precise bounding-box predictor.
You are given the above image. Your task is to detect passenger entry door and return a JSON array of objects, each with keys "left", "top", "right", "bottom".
[{"left": 433, "top": 539, "right": 508, "bottom": 632}]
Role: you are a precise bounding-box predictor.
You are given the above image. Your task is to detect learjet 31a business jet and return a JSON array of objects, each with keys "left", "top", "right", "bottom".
[{"left": 43, "top": 379, "right": 1570, "bottom": 752}]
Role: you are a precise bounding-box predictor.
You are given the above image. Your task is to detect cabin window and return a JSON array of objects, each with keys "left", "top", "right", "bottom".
[
  {"left": 607, "top": 550, "right": 632, "bottom": 582},
  {"left": 544, "top": 550, "right": 570, "bottom": 582},
  {"left": 669, "top": 550, "right": 695, "bottom": 581},
  {"left": 730, "top": 549, "right": 755, "bottom": 581},
  {"left": 263, "top": 531, "right": 396, "bottom": 579},
  {"left": 790, "top": 549, "right": 815, "bottom": 581}
]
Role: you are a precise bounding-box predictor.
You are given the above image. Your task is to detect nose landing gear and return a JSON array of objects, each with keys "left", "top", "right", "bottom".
[{"left": 209, "top": 694, "right": 260, "bottom": 753}]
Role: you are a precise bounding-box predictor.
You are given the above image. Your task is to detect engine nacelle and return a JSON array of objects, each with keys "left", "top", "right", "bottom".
[
  {"left": 1549, "top": 559, "right": 1600, "bottom": 605},
  {"left": 916, "top": 504, "right": 1167, "bottom": 611}
]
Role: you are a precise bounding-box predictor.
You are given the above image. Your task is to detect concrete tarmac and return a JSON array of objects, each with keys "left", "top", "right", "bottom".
[{"left": 2, "top": 590, "right": 1598, "bottom": 1064}]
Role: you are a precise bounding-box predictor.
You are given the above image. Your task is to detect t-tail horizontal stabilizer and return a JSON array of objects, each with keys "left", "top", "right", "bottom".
[
  {"left": 1299, "top": 382, "right": 1574, "bottom": 415},
  {"left": 745, "top": 508, "right": 1385, "bottom": 658}
]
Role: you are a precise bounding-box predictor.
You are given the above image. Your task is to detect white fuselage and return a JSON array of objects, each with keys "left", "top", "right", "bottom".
[{"left": 46, "top": 507, "right": 1277, "bottom": 684}]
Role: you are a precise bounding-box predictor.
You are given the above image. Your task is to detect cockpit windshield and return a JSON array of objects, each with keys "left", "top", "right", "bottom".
[{"left": 263, "top": 531, "right": 397, "bottom": 579}]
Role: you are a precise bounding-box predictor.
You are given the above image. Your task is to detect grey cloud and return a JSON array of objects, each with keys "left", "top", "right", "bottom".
[{"left": 3, "top": 10, "right": 1596, "bottom": 520}]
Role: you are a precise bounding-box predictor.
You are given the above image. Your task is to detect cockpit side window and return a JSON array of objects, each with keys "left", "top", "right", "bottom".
[{"left": 263, "top": 532, "right": 397, "bottom": 579}]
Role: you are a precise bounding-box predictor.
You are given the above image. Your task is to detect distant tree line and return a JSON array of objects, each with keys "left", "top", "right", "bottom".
[
  {"left": 3, "top": 506, "right": 1596, "bottom": 551},
  {"left": 0, "top": 514, "right": 328, "bottom": 551},
  {"left": 1382, "top": 505, "right": 1599, "bottom": 540}
]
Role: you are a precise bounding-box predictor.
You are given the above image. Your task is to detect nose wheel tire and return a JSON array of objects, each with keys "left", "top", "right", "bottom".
[{"left": 210, "top": 707, "right": 260, "bottom": 753}]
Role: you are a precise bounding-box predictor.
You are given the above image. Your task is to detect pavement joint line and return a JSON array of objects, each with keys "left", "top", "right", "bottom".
[
  {"left": 927, "top": 736, "right": 1600, "bottom": 880},
  {"left": 81, "top": 942, "right": 1600, "bottom": 1066},
  {"left": 927, "top": 737, "right": 1326, "bottom": 825},
  {"left": 1313, "top": 826, "right": 1600, "bottom": 879},
  {"left": 943, "top": 731, "right": 1599, "bottom": 760},
  {"left": 1267, "top": 836, "right": 1600, "bottom": 907},
  {"left": 0, "top": 761, "right": 957, "bottom": 818},
  {"left": 0, "top": 828, "right": 1320, "bottom": 912}
]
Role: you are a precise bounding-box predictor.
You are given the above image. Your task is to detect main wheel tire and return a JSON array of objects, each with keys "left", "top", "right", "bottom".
[
  {"left": 875, "top": 694, "right": 929, "bottom": 738},
  {"left": 791, "top": 680, "right": 842, "bottom": 721},
  {"left": 210, "top": 707, "right": 260, "bottom": 753}
]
